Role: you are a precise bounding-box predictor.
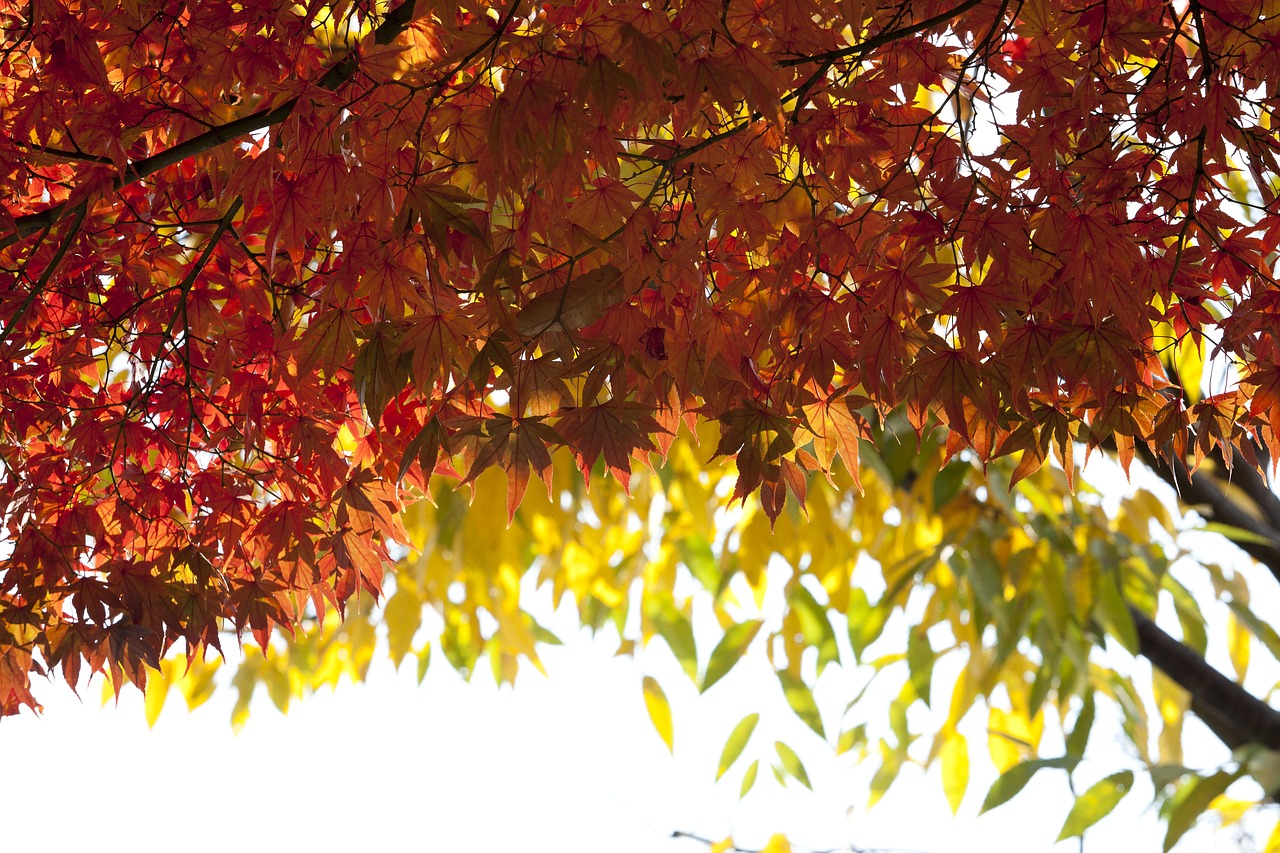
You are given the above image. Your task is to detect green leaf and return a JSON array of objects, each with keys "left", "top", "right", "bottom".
[
  {"left": 869, "top": 741, "right": 903, "bottom": 807},
  {"left": 1165, "top": 576, "right": 1208, "bottom": 655},
  {"left": 788, "top": 584, "right": 839, "bottom": 673},
  {"left": 981, "top": 756, "right": 1079, "bottom": 814},
  {"left": 740, "top": 759, "right": 760, "bottom": 798},
  {"left": 702, "top": 620, "right": 762, "bottom": 693},
  {"left": 847, "top": 588, "right": 890, "bottom": 662},
  {"left": 774, "top": 741, "right": 812, "bottom": 790},
  {"left": 678, "top": 535, "right": 720, "bottom": 592},
  {"left": 717, "top": 713, "right": 760, "bottom": 780},
  {"left": 1095, "top": 574, "right": 1139, "bottom": 655},
  {"left": 777, "top": 670, "right": 825, "bottom": 739},
  {"left": 1066, "top": 693, "right": 1095, "bottom": 759},
  {"left": 906, "top": 627, "right": 934, "bottom": 706},
  {"left": 650, "top": 597, "right": 699, "bottom": 681},
  {"left": 1162, "top": 770, "right": 1239, "bottom": 852},
  {"left": 529, "top": 621, "right": 563, "bottom": 645},
  {"left": 1198, "top": 522, "right": 1278, "bottom": 547},
  {"left": 837, "top": 723, "right": 867, "bottom": 756},
  {"left": 932, "top": 460, "right": 971, "bottom": 508},
  {"left": 1057, "top": 771, "right": 1134, "bottom": 841},
  {"left": 642, "top": 675, "right": 674, "bottom": 753}
]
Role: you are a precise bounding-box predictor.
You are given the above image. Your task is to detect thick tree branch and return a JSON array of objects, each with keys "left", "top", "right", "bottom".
[
  {"left": 1131, "top": 606, "right": 1280, "bottom": 750},
  {"left": 1213, "top": 444, "right": 1280, "bottom": 533},
  {"left": 1138, "top": 444, "right": 1280, "bottom": 586}
]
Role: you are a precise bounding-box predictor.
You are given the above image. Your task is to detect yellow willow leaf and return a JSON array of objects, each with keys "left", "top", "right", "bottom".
[
  {"left": 1058, "top": 772, "right": 1134, "bottom": 842},
  {"left": 1152, "top": 669, "right": 1189, "bottom": 765},
  {"left": 1228, "top": 611, "right": 1251, "bottom": 682},
  {"left": 642, "top": 675, "right": 674, "bottom": 753},
  {"left": 761, "top": 835, "right": 793, "bottom": 853},
  {"left": 717, "top": 713, "right": 760, "bottom": 780},
  {"left": 940, "top": 731, "right": 969, "bottom": 814},
  {"left": 774, "top": 741, "right": 812, "bottom": 790},
  {"left": 988, "top": 706, "right": 1037, "bottom": 773},
  {"left": 740, "top": 759, "right": 760, "bottom": 798},
  {"left": 1211, "top": 795, "right": 1254, "bottom": 828},
  {"left": 416, "top": 643, "right": 432, "bottom": 685}
]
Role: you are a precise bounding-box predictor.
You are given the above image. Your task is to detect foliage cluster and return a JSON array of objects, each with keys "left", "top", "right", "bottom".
[{"left": 5, "top": 0, "right": 1280, "bottom": 844}]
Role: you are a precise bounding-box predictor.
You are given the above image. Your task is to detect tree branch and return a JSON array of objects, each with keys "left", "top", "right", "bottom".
[
  {"left": 1138, "top": 444, "right": 1280, "bottom": 586},
  {"left": 777, "top": 0, "right": 988, "bottom": 68},
  {"left": 1131, "top": 606, "right": 1280, "bottom": 750}
]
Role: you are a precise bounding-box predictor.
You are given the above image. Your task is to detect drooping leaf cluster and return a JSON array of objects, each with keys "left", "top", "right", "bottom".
[
  {"left": 188, "top": 423, "right": 1280, "bottom": 848},
  {"left": 3, "top": 0, "right": 1280, "bottom": 747}
]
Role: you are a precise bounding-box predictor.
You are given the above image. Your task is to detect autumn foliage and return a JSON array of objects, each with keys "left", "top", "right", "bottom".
[{"left": 2, "top": 0, "right": 1280, "bottom": 729}]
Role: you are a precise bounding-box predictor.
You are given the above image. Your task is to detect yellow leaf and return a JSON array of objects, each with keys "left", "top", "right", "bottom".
[
  {"left": 988, "top": 706, "right": 1038, "bottom": 773},
  {"left": 143, "top": 659, "right": 175, "bottom": 727},
  {"left": 178, "top": 654, "right": 221, "bottom": 712},
  {"left": 1228, "top": 611, "right": 1251, "bottom": 682},
  {"left": 761, "top": 834, "right": 792, "bottom": 853},
  {"left": 1211, "top": 794, "right": 1254, "bottom": 828},
  {"left": 740, "top": 759, "right": 760, "bottom": 798},
  {"left": 384, "top": 583, "right": 423, "bottom": 668},
  {"left": 642, "top": 675, "right": 674, "bottom": 753},
  {"left": 1153, "top": 669, "right": 1189, "bottom": 765},
  {"left": 1265, "top": 814, "right": 1280, "bottom": 853},
  {"left": 717, "top": 713, "right": 760, "bottom": 780},
  {"left": 940, "top": 730, "right": 970, "bottom": 814}
]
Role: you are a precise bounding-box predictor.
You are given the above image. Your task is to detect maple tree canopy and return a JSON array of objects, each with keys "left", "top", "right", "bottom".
[{"left": 3, "top": 0, "right": 1280, "bottom": 733}]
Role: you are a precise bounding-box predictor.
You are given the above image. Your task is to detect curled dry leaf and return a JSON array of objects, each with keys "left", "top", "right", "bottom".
[{"left": 515, "top": 264, "right": 625, "bottom": 338}]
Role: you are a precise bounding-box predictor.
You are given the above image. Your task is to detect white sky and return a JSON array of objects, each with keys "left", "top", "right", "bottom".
[{"left": 1, "top": 614, "right": 1264, "bottom": 853}]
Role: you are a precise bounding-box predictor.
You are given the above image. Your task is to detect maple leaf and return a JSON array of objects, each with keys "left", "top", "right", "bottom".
[
  {"left": 557, "top": 403, "right": 663, "bottom": 491},
  {"left": 515, "top": 264, "right": 626, "bottom": 339},
  {"left": 4, "top": 0, "right": 1280, "bottom": 731}
]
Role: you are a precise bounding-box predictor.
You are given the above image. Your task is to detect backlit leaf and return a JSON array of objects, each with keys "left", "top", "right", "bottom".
[
  {"left": 703, "top": 620, "right": 762, "bottom": 693},
  {"left": 740, "top": 759, "right": 760, "bottom": 799},
  {"left": 1162, "top": 770, "right": 1239, "bottom": 853},
  {"left": 717, "top": 713, "right": 760, "bottom": 780},
  {"left": 777, "top": 670, "right": 825, "bottom": 739},
  {"left": 940, "top": 731, "right": 969, "bottom": 814},
  {"left": 1057, "top": 772, "right": 1135, "bottom": 841},
  {"left": 981, "top": 756, "right": 1079, "bottom": 814},
  {"left": 642, "top": 676, "right": 674, "bottom": 753},
  {"left": 774, "top": 741, "right": 812, "bottom": 790}
]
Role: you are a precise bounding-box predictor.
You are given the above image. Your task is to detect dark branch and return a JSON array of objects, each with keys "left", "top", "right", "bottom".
[
  {"left": 1131, "top": 606, "right": 1280, "bottom": 750},
  {"left": 1138, "top": 444, "right": 1280, "bottom": 586},
  {"left": 777, "top": 0, "right": 988, "bottom": 68}
]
